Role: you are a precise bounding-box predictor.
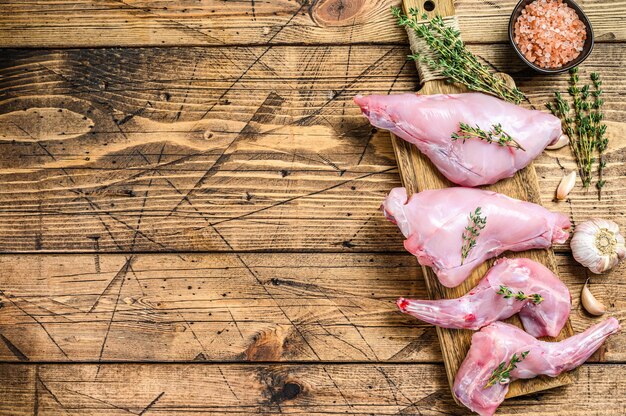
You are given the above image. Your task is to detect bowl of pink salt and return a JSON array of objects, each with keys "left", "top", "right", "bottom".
[{"left": 509, "top": 0, "right": 593, "bottom": 74}]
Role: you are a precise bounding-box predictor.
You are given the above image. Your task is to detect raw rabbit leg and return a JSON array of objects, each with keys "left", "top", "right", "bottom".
[
  {"left": 354, "top": 92, "right": 562, "bottom": 187},
  {"left": 453, "top": 318, "right": 620, "bottom": 416},
  {"left": 397, "top": 257, "right": 571, "bottom": 337},
  {"left": 382, "top": 187, "right": 571, "bottom": 288}
]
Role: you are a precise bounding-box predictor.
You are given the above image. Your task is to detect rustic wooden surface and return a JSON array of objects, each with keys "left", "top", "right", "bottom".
[
  {"left": 1, "top": 44, "right": 625, "bottom": 253},
  {"left": 0, "top": 0, "right": 625, "bottom": 414},
  {"left": 1, "top": 363, "right": 625, "bottom": 415},
  {"left": 0, "top": 0, "right": 623, "bottom": 47},
  {"left": 0, "top": 253, "right": 622, "bottom": 363}
]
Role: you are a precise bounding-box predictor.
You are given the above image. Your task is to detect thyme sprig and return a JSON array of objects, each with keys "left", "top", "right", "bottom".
[
  {"left": 591, "top": 72, "right": 607, "bottom": 198},
  {"left": 391, "top": 7, "right": 526, "bottom": 104},
  {"left": 570, "top": 68, "right": 594, "bottom": 188},
  {"left": 496, "top": 285, "right": 543, "bottom": 305},
  {"left": 461, "top": 207, "right": 487, "bottom": 265},
  {"left": 546, "top": 68, "right": 608, "bottom": 199},
  {"left": 485, "top": 351, "right": 529, "bottom": 388},
  {"left": 452, "top": 122, "right": 526, "bottom": 151}
]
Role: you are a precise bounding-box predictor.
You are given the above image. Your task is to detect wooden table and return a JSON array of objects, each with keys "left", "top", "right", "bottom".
[{"left": 0, "top": 1, "right": 624, "bottom": 414}]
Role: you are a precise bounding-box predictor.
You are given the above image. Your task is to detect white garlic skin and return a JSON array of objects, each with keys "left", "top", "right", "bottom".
[{"left": 571, "top": 219, "right": 626, "bottom": 274}]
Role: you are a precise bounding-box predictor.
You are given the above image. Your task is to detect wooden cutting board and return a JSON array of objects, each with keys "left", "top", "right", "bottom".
[{"left": 392, "top": 0, "right": 576, "bottom": 405}]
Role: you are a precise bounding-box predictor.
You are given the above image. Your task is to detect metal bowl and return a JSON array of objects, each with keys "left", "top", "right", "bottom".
[{"left": 508, "top": 0, "right": 594, "bottom": 74}]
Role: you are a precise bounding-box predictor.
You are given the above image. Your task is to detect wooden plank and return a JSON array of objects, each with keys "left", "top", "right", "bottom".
[
  {"left": 0, "top": 45, "right": 410, "bottom": 253},
  {"left": 0, "top": 0, "right": 623, "bottom": 47},
  {"left": 0, "top": 45, "right": 624, "bottom": 253},
  {"left": 389, "top": 0, "right": 576, "bottom": 400},
  {"left": 1, "top": 363, "right": 625, "bottom": 415},
  {"left": 0, "top": 253, "right": 622, "bottom": 363},
  {"left": 0, "top": 253, "right": 428, "bottom": 363}
]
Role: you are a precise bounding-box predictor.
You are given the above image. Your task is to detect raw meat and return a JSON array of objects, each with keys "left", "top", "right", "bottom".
[
  {"left": 354, "top": 93, "right": 562, "bottom": 187},
  {"left": 382, "top": 187, "right": 571, "bottom": 288},
  {"left": 454, "top": 318, "right": 620, "bottom": 416},
  {"left": 397, "top": 257, "right": 571, "bottom": 337}
]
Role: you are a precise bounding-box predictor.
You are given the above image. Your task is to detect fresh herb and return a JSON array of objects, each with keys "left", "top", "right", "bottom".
[
  {"left": 546, "top": 68, "right": 608, "bottom": 198},
  {"left": 591, "top": 72, "right": 607, "bottom": 199},
  {"left": 496, "top": 285, "right": 544, "bottom": 305},
  {"left": 484, "top": 351, "right": 529, "bottom": 388},
  {"left": 452, "top": 122, "right": 525, "bottom": 151},
  {"left": 461, "top": 207, "right": 487, "bottom": 265},
  {"left": 391, "top": 7, "right": 526, "bottom": 104},
  {"left": 569, "top": 67, "right": 594, "bottom": 188}
]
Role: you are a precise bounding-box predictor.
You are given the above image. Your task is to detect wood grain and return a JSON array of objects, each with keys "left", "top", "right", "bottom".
[
  {"left": 1, "top": 363, "right": 625, "bottom": 415},
  {"left": 0, "top": 45, "right": 625, "bottom": 253},
  {"left": 0, "top": 253, "right": 622, "bottom": 363},
  {"left": 390, "top": 0, "right": 577, "bottom": 402},
  {"left": 0, "top": 0, "right": 623, "bottom": 47}
]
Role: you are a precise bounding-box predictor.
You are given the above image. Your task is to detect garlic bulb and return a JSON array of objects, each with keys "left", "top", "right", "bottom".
[
  {"left": 546, "top": 134, "right": 570, "bottom": 150},
  {"left": 571, "top": 219, "right": 626, "bottom": 274},
  {"left": 581, "top": 280, "right": 606, "bottom": 316}
]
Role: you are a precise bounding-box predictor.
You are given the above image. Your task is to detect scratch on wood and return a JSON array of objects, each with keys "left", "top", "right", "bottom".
[
  {"left": 269, "top": 272, "right": 377, "bottom": 360},
  {"left": 110, "top": 0, "right": 226, "bottom": 44},
  {"left": 339, "top": 18, "right": 355, "bottom": 128},
  {"left": 0, "top": 333, "right": 29, "bottom": 361},
  {"left": 394, "top": 390, "right": 452, "bottom": 416},
  {"left": 227, "top": 308, "right": 244, "bottom": 339},
  {"left": 95, "top": 257, "right": 133, "bottom": 373},
  {"left": 166, "top": 91, "right": 285, "bottom": 219},
  {"left": 294, "top": 46, "right": 399, "bottom": 127},
  {"left": 88, "top": 256, "right": 133, "bottom": 313},
  {"left": 196, "top": 2, "right": 305, "bottom": 121},
  {"left": 174, "top": 60, "right": 198, "bottom": 122},
  {"left": 56, "top": 385, "right": 134, "bottom": 414},
  {"left": 317, "top": 153, "right": 342, "bottom": 172},
  {"left": 336, "top": 306, "right": 379, "bottom": 360},
  {"left": 37, "top": 373, "right": 68, "bottom": 413},
  {"left": 323, "top": 367, "right": 356, "bottom": 416},
  {"left": 89, "top": 236, "right": 101, "bottom": 274},
  {"left": 376, "top": 366, "right": 414, "bottom": 409},
  {"left": 315, "top": 323, "right": 371, "bottom": 358},
  {"left": 82, "top": 194, "right": 170, "bottom": 251},
  {"left": 218, "top": 367, "right": 240, "bottom": 400},
  {"left": 130, "top": 151, "right": 161, "bottom": 250},
  {"left": 33, "top": 366, "right": 39, "bottom": 415},
  {"left": 389, "top": 328, "right": 436, "bottom": 360},
  {"left": 209, "top": 226, "right": 320, "bottom": 360},
  {"left": 206, "top": 167, "right": 396, "bottom": 228},
  {"left": 117, "top": 103, "right": 148, "bottom": 126},
  {"left": 0, "top": 292, "right": 69, "bottom": 358},
  {"left": 138, "top": 391, "right": 165, "bottom": 416}
]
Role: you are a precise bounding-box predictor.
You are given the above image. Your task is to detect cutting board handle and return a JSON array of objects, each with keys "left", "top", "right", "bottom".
[
  {"left": 400, "top": 0, "right": 517, "bottom": 90},
  {"left": 402, "top": 0, "right": 456, "bottom": 17},
  {"left": 401, "top": 0, "right": 458, "bottom": 84}
]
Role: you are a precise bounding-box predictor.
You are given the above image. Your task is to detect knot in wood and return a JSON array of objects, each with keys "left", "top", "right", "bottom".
[{"left": 310, "top": 0, "right": 366, "bottom": 27}]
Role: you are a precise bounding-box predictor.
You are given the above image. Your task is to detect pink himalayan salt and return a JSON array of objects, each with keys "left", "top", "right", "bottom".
[{"left": 514, "top": 0, "right": 587, "bottom": 69}]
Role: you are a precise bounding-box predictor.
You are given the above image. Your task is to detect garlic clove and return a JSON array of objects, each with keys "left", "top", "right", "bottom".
[
  {"left": 556, "top": 171, "right": 576, "bottom": 201},
  {"left": 546, "top": 134, "right": 570, "bottom": 150},
  {"left": 571, "top": 219, "right": 626, "bottom": 274},
  {"left": 581, "top": 280, "right": 606, "bottom": 316}
]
